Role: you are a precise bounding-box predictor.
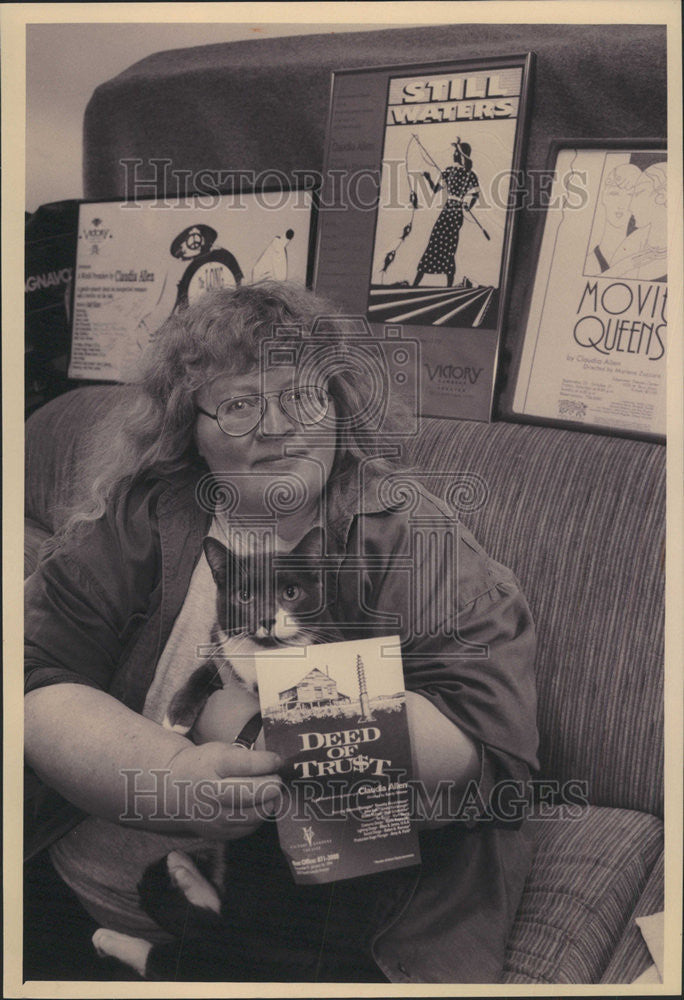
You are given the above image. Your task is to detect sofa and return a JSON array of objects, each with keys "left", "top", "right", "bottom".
[
  {"left": 25, "top": 22, "right": 666, "bottom": 984},
  {"left": 25, "top": 383, "right": 665, "bottom": 984}
]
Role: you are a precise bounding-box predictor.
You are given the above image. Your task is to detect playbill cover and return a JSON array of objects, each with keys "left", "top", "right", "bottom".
[
  {"left": 69, "top": 187, "right": 314, "bottom": 381},
  {"left": 254, "top": 636, "right": 421, "bottom": 884},
  {"left": 513, "top": 142, "right": 667, "bottom": 439},
  {"left": 315, "top": 54, "right": 533, "bottom": 421}
]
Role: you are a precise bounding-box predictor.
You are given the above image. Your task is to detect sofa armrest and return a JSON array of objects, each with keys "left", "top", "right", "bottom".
[{"left": 600, "top": 850, "right": 664, "bottom": 984}]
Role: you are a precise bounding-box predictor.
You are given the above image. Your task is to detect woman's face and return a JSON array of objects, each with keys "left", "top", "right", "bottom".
[
  {"left": 629, "top": 175, "right": 662, "bottom": 229},
  {"left": 195, "top": 366, "right": 337, "bottom": 516},
  {"left": 602, "top": 181, "right": 633, "bottom": 228}
]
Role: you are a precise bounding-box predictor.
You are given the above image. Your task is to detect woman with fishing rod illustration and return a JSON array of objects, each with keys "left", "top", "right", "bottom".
[{"left": 413, "top": 137, "right": 484, "bottom": 288}]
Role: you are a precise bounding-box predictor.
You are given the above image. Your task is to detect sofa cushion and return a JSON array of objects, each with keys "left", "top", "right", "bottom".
[
  {"left": 410, "top": 418, "right": 664, "bottom": 819},
  {"left": 502, "top": 805, "right": 663, "bottom": 983}
]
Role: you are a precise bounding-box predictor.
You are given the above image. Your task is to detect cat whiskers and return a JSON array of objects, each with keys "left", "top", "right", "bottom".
[{"left": 282, "top": 624, "right": 341, "bottom": 645}]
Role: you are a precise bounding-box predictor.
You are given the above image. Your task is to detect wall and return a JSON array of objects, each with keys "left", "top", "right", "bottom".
[{"left": 25, "top": 20, "right": 402, "bottom": 212}]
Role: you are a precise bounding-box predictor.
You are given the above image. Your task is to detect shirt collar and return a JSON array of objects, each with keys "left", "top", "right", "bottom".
[
  {"left": 161, "top": 459, "right": 394, "bottom": 553},
  {"left": 325, "top": 458, "right": 392, "bottom": 549}
]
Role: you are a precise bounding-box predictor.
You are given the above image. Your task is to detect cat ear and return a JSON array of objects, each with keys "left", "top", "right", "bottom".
[{"left": 203, "top": 536, "right": 235, "bottom": 587}]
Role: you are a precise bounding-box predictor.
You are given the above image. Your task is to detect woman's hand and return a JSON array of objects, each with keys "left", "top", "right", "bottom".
[
  {"left": 25, "top": 684, "right": 281, "bottom": 836},
  {"left": 421, "top": 170, "right": 441, "bottom": 194},
  {"left": 144, "top": 740, "right": 282, "bottom": 840},
  {"left": 601, "top": 241, "right": 666, "bottom": 279}
]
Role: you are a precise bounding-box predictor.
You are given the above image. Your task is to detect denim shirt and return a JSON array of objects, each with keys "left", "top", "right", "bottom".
[{"left": 25, "top": 462, "right": 538, "bottom": 983}]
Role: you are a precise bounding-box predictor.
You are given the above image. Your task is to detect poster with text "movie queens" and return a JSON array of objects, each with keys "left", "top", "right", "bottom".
[{"left": 514, "top": 145, "right": 667, "bottom": 439}]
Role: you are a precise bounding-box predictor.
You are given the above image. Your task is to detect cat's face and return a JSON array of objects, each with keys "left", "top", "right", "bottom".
[{"left": 203, "top": 535, "right": 326, "bottom": 644}]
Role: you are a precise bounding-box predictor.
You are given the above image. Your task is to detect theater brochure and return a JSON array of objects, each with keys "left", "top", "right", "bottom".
[{"left": 254, "top": 635, "right": 420, "bottom": 884}]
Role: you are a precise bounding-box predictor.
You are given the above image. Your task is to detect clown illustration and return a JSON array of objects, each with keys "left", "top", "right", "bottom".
[
  {"left": 171, "top": 224, "right": 243, "bottom": 310},
  {"left": 137, "top": 225, "right": 243, "bottom": 335}
]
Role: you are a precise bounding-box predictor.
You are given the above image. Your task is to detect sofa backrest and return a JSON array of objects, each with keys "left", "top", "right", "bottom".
[
  {"left": 26, "top": 387, "right": 665, "bottom": 818},
  {"left": 408, "top": 418, "right": 664, "bottom": 819},
  {"left": 83, "top": 22, "right": 666, "bottom": 417}
]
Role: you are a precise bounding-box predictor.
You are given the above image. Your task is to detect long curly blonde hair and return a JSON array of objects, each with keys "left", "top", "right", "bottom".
[{"left": 60, "top": 281, "right": 411, "bottom": 538}]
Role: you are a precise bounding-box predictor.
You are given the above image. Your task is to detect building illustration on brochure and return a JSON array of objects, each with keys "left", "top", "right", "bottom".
[{"left": 254, "top": 635, "right": 421, "bottom": 885}]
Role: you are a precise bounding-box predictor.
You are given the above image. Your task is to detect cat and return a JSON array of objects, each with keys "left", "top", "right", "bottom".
[
  {"left": 93, "top": 528, "right": 350, "bottom": 980},
  {"left": 96, "top": 835, "right": 385, "bottom": 982},
  {"left": 163, "top": 527, "right": 340, "bottom": 738}
]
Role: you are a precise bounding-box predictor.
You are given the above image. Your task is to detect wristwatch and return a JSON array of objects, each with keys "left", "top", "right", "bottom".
[{"left": 232, "top": 711, "right": 263, "bottom": 750}]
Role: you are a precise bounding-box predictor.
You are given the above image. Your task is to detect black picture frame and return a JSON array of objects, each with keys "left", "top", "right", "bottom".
[{"left": 314, "top": 52, "right": 535, "bottom": 423}]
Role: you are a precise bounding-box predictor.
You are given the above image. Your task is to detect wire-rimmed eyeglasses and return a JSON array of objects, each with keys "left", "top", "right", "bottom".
[{"left": 196, "top": 385, "right": 330, "bottom": 437}]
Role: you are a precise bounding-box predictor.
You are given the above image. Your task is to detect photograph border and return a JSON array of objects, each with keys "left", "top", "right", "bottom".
[{"left": 4, "top": 5, "right": 682, "bottom": 998}]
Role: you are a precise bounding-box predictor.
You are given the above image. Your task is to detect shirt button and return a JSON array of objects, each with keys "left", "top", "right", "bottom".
[{"left": 398, "top": 962, "right": 409, "bottom": 977}]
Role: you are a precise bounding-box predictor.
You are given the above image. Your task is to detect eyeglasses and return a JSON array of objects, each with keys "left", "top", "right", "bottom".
[{"left": 196, "top": 385, "right": 330, "bottom": 436}]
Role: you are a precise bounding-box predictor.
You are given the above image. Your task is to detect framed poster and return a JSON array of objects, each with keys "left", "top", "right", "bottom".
[
  {"left": 513, "top": 139, "right": 667, "bottom": 441},
  {"left": 69, "top": 185, "right": 316, "bottom": 381},
  {"left": 314, "top": 53, "right": 535, "bottom": 421}
]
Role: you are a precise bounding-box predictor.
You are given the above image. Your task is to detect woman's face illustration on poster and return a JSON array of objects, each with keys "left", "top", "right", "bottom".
[
  {"left": 601, "top": 181, "right": 632, "bottom": 228},
  {"left": 629, "top": 165, "right": 667, "bottom": 231},
  {"left": 600, "top": 164, "right": 640, "bottom": 231}
]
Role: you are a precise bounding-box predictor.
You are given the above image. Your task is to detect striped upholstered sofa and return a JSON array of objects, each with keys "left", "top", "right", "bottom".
[
  {"left": 412, "top": 416, "right": 665, "bottom": 983},
  {"left": 25, "top": 22, "right": 666, "bottom": 983},
  {"left": 25, "top": 383, "right": 664, "bottom": 983}
]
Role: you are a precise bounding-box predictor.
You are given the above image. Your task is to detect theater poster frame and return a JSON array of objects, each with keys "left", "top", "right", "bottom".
[
  {"left": 314, "top": 53, "right": 535, "bottom": 423},
  {"left": 512, "top": 138, "right": 667, "bottom": 442},
  {"left": 68, "top": 183, "right": 317, "bottom": 382}
]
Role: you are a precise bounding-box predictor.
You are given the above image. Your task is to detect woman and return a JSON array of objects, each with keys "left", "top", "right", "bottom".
[
  {"left": 413, "top": 139, "right": 479, "bottom": 288},
  {"left": 25, "top": 281, "right": 538, "bottom": 982},
  {"left": 583, "top": 162, "right": 641, "bottom": 276},
  {"left": 600, "top": 162, "right": 667, "bottom": 281}
]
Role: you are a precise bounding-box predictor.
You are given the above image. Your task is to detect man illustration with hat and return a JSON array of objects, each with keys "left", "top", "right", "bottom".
[
  {"left": 171, "top": 224, "right": 243, "bottom": 311},
  {"left": 137, "top": 225, "right": 244, "bottom": 337}
]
